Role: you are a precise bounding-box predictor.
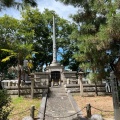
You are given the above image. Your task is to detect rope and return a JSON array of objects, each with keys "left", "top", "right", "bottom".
[
  {"left": 9, "top": 109, "right": 30, "bottom": 116},
  {"left": 36, "top": 106, "right": 86, "bottom": 118},
  {"left": 9, "top": 104, "right": 114, "bottom": 119},
  {"left": 91, "top": 106, "right": 114, "bottom": 112}
]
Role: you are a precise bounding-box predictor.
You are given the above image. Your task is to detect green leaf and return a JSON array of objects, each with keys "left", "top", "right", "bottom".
[{"left": 1, "top": 55, "right": 15, "bottom": 62}]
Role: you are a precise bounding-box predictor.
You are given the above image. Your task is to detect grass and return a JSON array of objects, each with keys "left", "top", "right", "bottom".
[{"left": 9, "top": 96, "right": 41, "bottom": 120}]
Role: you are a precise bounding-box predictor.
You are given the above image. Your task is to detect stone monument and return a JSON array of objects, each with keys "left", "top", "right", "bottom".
[
  {"left": 46, "top": 14, "right": 64, "bottom": 85},
  {"left": 50, "top": 14, "right": 60, "bottom": 67}
]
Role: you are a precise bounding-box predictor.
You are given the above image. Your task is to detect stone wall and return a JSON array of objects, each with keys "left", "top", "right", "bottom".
[
  {"left": 63, "top": 71, "right": 77, "bottom": 84},
  {"left": 34, "top": 72, "right": 50, "bottom": 86}
]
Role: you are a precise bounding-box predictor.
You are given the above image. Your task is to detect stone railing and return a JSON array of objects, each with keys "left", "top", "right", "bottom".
[
  {"left": 34, "top": 72, "right": 50, "bottom": 86},
  {"left": 64, "top": 84, "right": 106, "bottom": 95},
  {"left": 63, "top": 71, "right": 78, "bottom": 84},
  {"left": 1, "top": 72, "right": 49, "bottom": 97}
]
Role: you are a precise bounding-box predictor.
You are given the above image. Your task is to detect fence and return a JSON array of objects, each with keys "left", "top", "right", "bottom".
[
  {"left": 9, "top": 103, "right": 113, "bottom": 120},
  {"left": 65, "top": 84, "right": 107, "bottom": 95},
  {"left": 85, "top": 104, "right": 114, "bottom": 118},
  {"left": 1, "top": 73, "right": 49, "bottom": 98}
]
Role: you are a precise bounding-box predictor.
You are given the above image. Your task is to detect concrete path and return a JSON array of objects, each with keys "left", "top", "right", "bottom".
[{"left": 44, "top": 86, "right": 87, "bottom": 120}]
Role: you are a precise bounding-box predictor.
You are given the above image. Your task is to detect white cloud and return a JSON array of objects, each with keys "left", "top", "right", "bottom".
[
  {"left": 0, "top": 0, "right": 78, "bottom": 21},
  {"left": 37, "top": 0, "right": 78, "bottom": 20}
]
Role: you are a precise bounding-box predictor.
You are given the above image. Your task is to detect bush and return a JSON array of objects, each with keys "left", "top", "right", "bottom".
[{"left": 0, "top": 90, "right": 12, "bottom": 120}]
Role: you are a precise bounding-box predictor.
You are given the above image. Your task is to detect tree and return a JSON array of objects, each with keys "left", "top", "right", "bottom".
[
  {"left": 0, "top": 15, "right": 36, "bottom": 97},
  {"left": 20, "top": 8, "right": 77, "bottom": 70},
  {"left": 0, "top": 1, "right": 37, "bottom": 118},
  {"left": 0, "top": 15, "right": 19, "bottom": 73},
  {"left": 20, "top": 8, "right": 53, "bottom": 69},
  {"left": 56, "top": 18, "right": 80, "bottom": 70},
  {"left": 1, "top": 43, "right": 36, "bottom": 97},
  {"left": 57, "top": 0, "right": 120, "bottom": 96},
  {"left": 0, "top": 0, "right": 37, "bottom": 10},
  {"left": 100, "top": 13, "right": 120, "bottom": 79},
  {"left": 57, "top": 0, "right": 120, "bottom": 80},
  {"left": 0, "top": 0, "right": 37, "bottom": 73}
]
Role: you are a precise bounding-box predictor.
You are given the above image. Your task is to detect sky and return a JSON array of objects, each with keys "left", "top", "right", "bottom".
[{"left": 0, "top": 0, "right": 78, "bottom": 21}]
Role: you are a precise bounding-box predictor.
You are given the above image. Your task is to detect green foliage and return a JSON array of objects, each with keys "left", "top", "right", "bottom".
[
  {"left": 56, "top": 0, "right": 120, "bottom": 81},
  {"left": 20, "top": 7, "right": 77, "bottom": 69},
  {"left": 0, "top": 0, "right": 37, "bottom": 10},
  {"left": 87, "top": 71, "right": 108, "bottom": 83},
  {"left": 0, "top": 90, "right": 12, "bottom": 120},
  {"left": 6, "top": 72, "right": 16, "bottom": 79},
  {"left": 0, "top": 15, "right": 19, "bottom": 71},
  {"left": 0, "top": 15, "right": 19, "bottom": 49},
  {"left": 108, "top": 13, "right": 120, "bottom": 41},
  {"left": 87, "top": 72, "right": 98, "bottom": 83},
  {"left": 1, "top": 43, "right": 35, "bottom": 66},
  {"left": 0, "top": 7, "right": 77, "bottom": 71},
  {"left": 21, "top": 8, "right": 54, "bottom": 68}
]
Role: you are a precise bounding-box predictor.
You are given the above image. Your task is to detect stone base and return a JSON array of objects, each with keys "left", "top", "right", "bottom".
[
  {"left": 46, "top": 64, "right": 64, "bottom": 84},
  {"left": 50, "top": 62, "right": 61, "bottom": 66},
  {"left": 46, "top": 64, "right": 64, "bottom": 72}
]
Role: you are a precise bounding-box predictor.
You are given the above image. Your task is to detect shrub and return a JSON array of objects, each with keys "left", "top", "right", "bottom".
[{"left": 0, "top": 90, "right": 12, "bottom": 120}]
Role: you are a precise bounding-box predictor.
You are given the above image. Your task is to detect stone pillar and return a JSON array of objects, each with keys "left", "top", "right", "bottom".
[
  {"left": 67, "top": 78, "right": 70, "bottom": 84},
  {"left": 78, "top": 72, "right": 84, "bottom": 96},
  {"left": 51, "top": 15, "right": 57, "bottom": 65},
  {"left": 51, "top": 79, "right": 54, "bottom": 87},
  {"left": 59, "top": 79, "right": 61, "bottom": 86},
  {"left": 110, "top": 71, "right": 120, "bottom": 120},
  {"left": 78, "top": 79, "right": 80, "bottom": 84}
]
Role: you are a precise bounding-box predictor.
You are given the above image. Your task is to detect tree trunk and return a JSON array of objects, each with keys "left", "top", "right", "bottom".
[{"left": 18, "top": 68, "right": 21, "bottom": 97}]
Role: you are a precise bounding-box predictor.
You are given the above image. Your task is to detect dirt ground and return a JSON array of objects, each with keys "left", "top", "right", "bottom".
[{"left": 73, "top": 95, "right": 114, "bottom": 120}]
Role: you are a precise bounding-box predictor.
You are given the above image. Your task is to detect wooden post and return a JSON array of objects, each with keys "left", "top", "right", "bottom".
[
  {"left": 31, "top": 76, "right": 34, "bottom": 99},
  {"left": 30, "top": 105, "right": 35, "bottom": 120},
  {"left": 86, "top": 103, "right": 91, "bottom": 118}
]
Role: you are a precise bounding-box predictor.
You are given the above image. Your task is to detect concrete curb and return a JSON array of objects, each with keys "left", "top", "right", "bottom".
[
  {"left": 67, "top": 92, "right": 81, "bottom": 116},
  {"left": 38, "top": 94, "right": 47, "bottom": 120},
  {"left": 67, "top": 92, "right": 88, "bottom": 120}
]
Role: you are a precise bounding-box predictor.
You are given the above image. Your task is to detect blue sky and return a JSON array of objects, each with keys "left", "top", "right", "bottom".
[{"left": 0, "top": 0, "right": 78, "bottom": 21}]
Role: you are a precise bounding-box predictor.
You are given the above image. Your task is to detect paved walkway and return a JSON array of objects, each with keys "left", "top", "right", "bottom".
[{"left": 44, "top": 86, "right": 86, "bottom": 120}]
